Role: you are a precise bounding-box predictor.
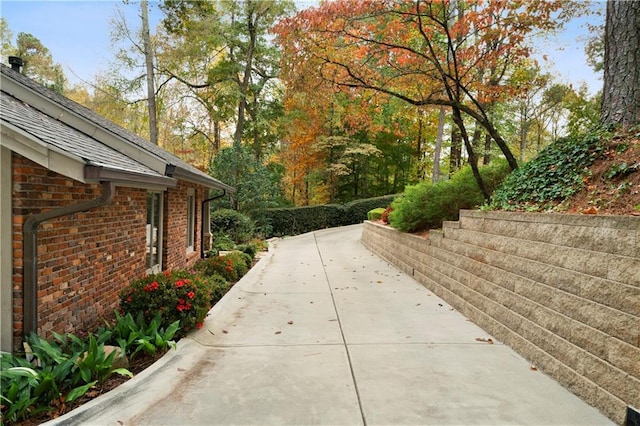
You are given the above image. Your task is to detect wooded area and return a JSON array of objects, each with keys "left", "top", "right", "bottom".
[{"left": 2, "top": 0, "right": 635, "bottom": 211}]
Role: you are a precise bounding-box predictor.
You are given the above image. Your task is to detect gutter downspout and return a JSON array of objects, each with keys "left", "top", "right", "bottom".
[
  {"left": 200, "top": 189, "right": 226, "bottom": 258},
  {"left": 22, "top": 181, "right": 115, "bottom": 337}
]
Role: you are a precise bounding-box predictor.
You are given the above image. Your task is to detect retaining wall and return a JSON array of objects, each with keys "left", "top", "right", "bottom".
[{"left": 361, "top": 210, "right": 640, "bottom": 425}]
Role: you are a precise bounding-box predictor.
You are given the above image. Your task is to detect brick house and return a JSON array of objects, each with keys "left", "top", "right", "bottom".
[{"left": 0, "top": 63, "right": 235, "bottom": 353}]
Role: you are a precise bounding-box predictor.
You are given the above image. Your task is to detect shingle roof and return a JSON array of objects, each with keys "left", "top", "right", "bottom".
[
  {"left": 0, "top": 65, "right": 234, "bottom": 192},
  {"left": 1, "top": 93, "right": 164, "bottom": 179}
]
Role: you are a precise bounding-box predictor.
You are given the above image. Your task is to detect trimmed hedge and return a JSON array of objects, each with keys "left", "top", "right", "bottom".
[
  {"left": 389, "top": 160, "right": 511, "bottom": 232},
  {"left": 367, "top": 208, "right": 385, "bottom": 220},
  {"left": 264, "top": 194, "right": 397, "bottom": 237}
]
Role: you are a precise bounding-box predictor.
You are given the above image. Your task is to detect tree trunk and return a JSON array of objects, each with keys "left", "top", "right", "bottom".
[
  {"left": 141, "top": 0, "right": 158, "bottom": 145},
  {"left": 471, "top": 124, "right": 482, "bottom": 166},
  {"left": 519, "top": 103, "right": 528, "bottom": 163},
  {"left": 449, "top": 126, "right": 462, "bottom": 176},
  {"left": 601, "top": 0, "right": 640, "bottom": 129},
  {"left": 433, "top": 106, "right": 445, "bottom": 183},
  {"left": 213, "top": 120, "right": 221, "bottom": 152},
  {"left": 452, "top": 107, "right": 489, "bottom": 200},
  {"left": 483, "top": 133, "right": 491, "bottom": 165},
  {"left": 233, "top": 1, "right": 257, "bottom": 147}
]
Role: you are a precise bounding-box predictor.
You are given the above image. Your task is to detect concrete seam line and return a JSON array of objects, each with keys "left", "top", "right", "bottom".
[{"left": 313, "top": 231, "right": 368, "bottom": 426}]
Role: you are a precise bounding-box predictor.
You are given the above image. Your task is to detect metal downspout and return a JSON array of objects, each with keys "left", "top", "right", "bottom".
[
  {"left": 200, "top": 189, "right": 226, "bottom": 258},
  {"left": 22, "top": 181, "right": 115, "bottom": 337}
]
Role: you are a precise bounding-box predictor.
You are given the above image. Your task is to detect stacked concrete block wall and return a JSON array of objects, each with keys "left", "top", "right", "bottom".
[{"left": 361, "top": 210, "right": 639, "bottom": 425}]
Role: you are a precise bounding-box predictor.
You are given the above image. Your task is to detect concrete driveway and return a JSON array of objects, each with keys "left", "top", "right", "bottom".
[{"left": 49, "top": 224, "right": 612, "bottom": 425}]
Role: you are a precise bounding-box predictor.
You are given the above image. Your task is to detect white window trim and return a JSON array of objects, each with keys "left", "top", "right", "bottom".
[{"left": 146, "top": 191, "right": 164, "bottom": 274}]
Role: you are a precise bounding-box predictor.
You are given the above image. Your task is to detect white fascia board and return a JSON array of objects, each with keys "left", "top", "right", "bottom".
[
  {"left": 0, "top": 76, "right": 167, "bottom": 175},
  {"left": 0, "top": 121, "right": 86, "bottom": 182}
]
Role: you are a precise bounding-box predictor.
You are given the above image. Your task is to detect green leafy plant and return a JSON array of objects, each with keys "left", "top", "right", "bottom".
[
  {"left": 1, "top": 330, "right": 131, "bottom": 423},
  {"left": 235, "top": 242, "right": 258, "bottom": 259},
  {"left": 195, "top": 251, "right": 250, "bottom": 283},
  {"left": 120, "top": 270, "right": 212, "bottom": 336},
  {"left": 605, "top": 161, "right": 639, "bottom": 179},
  {"left": 491, "top": 131, "right": 606, "bottom": 210},
  {"left": 210, "top": 209, "right": 255, "bottom": 244},
  {"left": 74, "top": 334, "right": 132, "bottom": 386},
  {"left": 1, "top": 354, "right": 43, "bottom": 423},
  {"left": 222, "top": 251, "right": 253, "bottom": 278},
  {"left": 104, "top": 311, "right": 179, "bottom": 360},
  {"left": 390, "top": 160, "right": 510, "bottom": 232},
  {"left": 195, "top": 255, "right": 237, "bottom": 282},
  {"left": 210, "top": 234, "right": 236, "bottom": 254},
  {"left": 367, "top": 208, "right": 385, "bottom": 220},
  {"left": 206, "top": 274, "right": 232, "bottom": 306}
]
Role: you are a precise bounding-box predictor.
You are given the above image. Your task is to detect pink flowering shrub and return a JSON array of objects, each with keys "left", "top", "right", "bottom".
[{"left": 120, "top": 270, "right": 212, "bottom": 336}]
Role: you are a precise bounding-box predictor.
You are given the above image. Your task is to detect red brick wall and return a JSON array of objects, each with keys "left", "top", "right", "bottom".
[
  {"left": 11, "top": 154, "right": 206, "bottom": 347},
  {"left": 163, "top": 180, "right": 202, "bottom": 271}
]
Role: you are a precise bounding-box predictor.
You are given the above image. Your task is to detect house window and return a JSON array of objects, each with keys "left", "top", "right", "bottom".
[
  {"left": 186, "top": 189, "right": 195, "bottom": 253},
  {"left": 146, "top": 191, "right": 163, "bottom": 273}
]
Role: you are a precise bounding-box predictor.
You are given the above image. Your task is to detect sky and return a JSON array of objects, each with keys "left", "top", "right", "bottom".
[{"left": 0, "top": 0, "right": 605, "bottom": 95}]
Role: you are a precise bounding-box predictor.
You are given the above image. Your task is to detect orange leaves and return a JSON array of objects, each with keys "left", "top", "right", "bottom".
[{"left": 276, "top": 0, "right": 570, "bottom": 103}]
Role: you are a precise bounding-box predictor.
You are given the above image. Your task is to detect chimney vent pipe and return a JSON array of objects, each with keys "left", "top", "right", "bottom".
[{"left": 8, "top": 56, "right": 23, "bottom": 72}]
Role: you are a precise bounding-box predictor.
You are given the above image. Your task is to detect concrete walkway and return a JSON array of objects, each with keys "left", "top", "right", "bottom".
[{"left": 49, "top": 224, "right": 612, "bottom": 425}]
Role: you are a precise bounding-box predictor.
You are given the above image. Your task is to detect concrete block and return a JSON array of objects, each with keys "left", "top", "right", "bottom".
[
  {"left": 581, "top": 276, "right": 640, "bottom": 317},
  {"left": 569, "top": 320, "right": 609, "bottom": 360},
  {"left": 605, "top": 337, "right": 640, "bottom": 381},
  {"left": 555, "top": 363, "right": 598, "bottom": 408},
  {"left": 608, "top": 255, "right": 640, "bottom": 288},
  {"left": 579, "top": 355, "right": 640, "bottom": 407},
  {"left": 594, "top": 387, "right": 629, "bottom": 426}
]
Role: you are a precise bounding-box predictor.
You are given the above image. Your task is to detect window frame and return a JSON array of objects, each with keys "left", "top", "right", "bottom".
[
  {"left": 146, "top": 191, "right": 164, "bottom": 274},
  {"left": 186, "top": 189, "right": 196, "bottom": 253}
]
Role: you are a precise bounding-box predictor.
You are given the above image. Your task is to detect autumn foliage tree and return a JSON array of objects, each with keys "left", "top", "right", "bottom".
[{"left": 274, "top": 0, "right": 579, "bottom": 199}]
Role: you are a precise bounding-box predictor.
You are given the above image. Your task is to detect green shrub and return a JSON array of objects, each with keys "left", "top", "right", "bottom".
[
  {"left": 264, "top": 194, "right": 397, "bottom": 237},
  {"left": 120, "top": 270, "right": 212, "bottom": 336},
  {"left": 210, "top": 209, "right": 255, "bottom": 244},
  {"left": 210, "top": 234, "right": 236, "bottom": 254},
  {"left": 367, "top": 208, "right": 385, "bottom": 220},
  {"left": 206, "top": 274, "right": 232, "bottom": 305},
  {"left": 390, "top": 160, "right": 510, "bottom": 232},
  {"left": 491, "top": 132, "right": 605, "bottom": 211},
  {"left": 343, "top": 195, "right": 398, "bottom": 223},
  {"left": 195, "top": 255, "right": 238, "bottom": 282},
  {"left": 194, "top": 251, "right": 252, "bottom": 283},
  {"left": 235, "top": 242, "right": 257, "bottom": 259},
  {"left": 222, "top": 251, "right": 253, "bottom": 278}
]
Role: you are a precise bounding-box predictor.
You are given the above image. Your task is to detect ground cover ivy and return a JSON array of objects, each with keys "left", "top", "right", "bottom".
[{"left": 490, "top": 131, "right": 606, "bottom": 211}]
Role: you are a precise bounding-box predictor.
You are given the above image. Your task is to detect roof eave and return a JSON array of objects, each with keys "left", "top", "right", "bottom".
[
  {"left": 171, "top": 167, "right": 236, "bottom": 193},
  {"left": 84, "top": 165, "right": 177, "bottom": 188}
]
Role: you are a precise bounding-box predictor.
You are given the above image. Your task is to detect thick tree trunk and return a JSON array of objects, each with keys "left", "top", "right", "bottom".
[
  {"left": 233, "top": 1, "right": 257, "bottom": 147},
  {"left": 141, "top": 0, "right": 158, "bottom": 145},
  {"left": 601, "top": 1, "right": 640, "bottom": 129}
]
